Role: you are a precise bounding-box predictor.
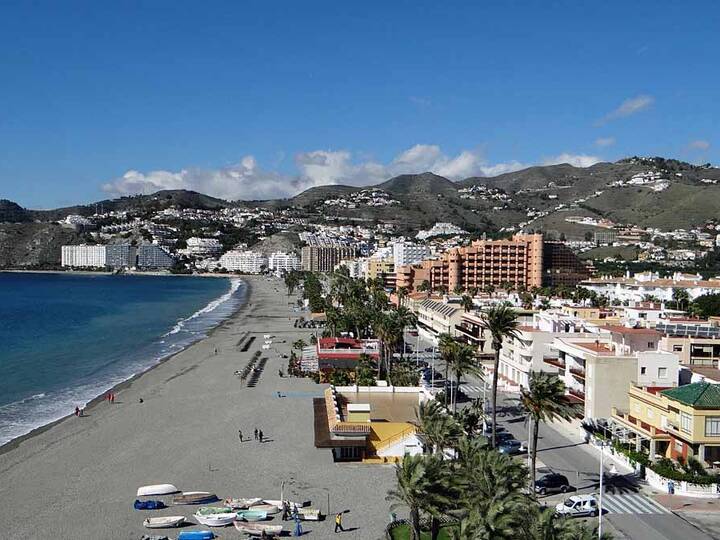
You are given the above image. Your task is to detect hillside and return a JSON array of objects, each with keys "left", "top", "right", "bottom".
[
  {"left": 0, "top": 223, "right": 84, "bottom": 268},
  {"left": 0, "top": 200, "right": 32, "bottom": 223}
]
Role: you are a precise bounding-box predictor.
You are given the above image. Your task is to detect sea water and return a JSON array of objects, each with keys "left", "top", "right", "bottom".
[{"left": 0, "top": 273, "right": 246, "bottom": 446}]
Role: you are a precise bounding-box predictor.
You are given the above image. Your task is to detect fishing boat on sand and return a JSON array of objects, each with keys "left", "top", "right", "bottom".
[
  {"left": 194, "top": 512, "right": 237, "bottom": 527},
  {"left": 263, "top": 499, "right": 305, "bottom": 510},
  {"left": 248, "top": 503, "right": 279, "bottom": 515},
  {"left": 233, "top": 522, "right": 284, "bottom": 537},
  {"left": 224, "top": 497, "right": 263, "bottom": 509},
  {"left": 137, "top": 484, "right": 179, "bottom": 497},
  {"left": 143, "top": 516, "right": 185, "bottom": 529},
  {"left": 177, "top": 531, "right": 215, "bottom": 540},
  {"left": 236, "top": 510, "right": 268, "bottom": 522},
  {"left": 172, "top": 492, "right": 218, "bottom": 505}
]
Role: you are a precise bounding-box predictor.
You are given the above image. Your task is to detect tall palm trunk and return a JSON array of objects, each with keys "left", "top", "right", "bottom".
[
  {"left": 453, "top": 369, "right": 461, "bottom": 413},
  {"left": 529, "top": 416, "right": 540, "bottom": 491},
  {"left": 444, "top": 363, "right": 450, "bottom": 408},
  {"left": 430, "top": 517, "right": 440, "bottom": 540},
  {"left": 410, "top": 507, "right": 421, "bottom": 540},
  {"left": 491, "top": 346, "right": 500, "bottom": 449}
]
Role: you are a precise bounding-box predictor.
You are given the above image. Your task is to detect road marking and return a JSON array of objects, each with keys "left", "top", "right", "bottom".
[
  {"left": 460, "top": 384, "right": 483, "bottom": 394},
  {"left": 602, "top": 493, "right": 671, "bottom": 514}
]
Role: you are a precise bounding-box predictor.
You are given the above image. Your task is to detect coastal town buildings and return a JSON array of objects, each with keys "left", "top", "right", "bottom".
[
  {"left": 581, "top": 271, "right": 720, "bottom": 303},
  {"left": 392, "top": 241, "right": 431, "bottom": 267},
  {"left": 219, "top": 250, "right": 267, "bottom": 273},
  {"left": 136, "top": 245, "right": 174, "bottom": 269},
  {"left": 185, "top": 237, "right": 223, "bottom": 258},
  {"left": 301, "top": 245, "right": 357, "bottom": 272},
  {"left": 416, "top": 222, "right": 468, "bottom": 241},
  {"left": 61, "top": 244, "right": 106, "bottom": 268},
  {"left": 106, "top": 244, "right": 137, "bottom": 269},
  {"left": 267, "top": 251, "right": 301, "bottom": 275}
]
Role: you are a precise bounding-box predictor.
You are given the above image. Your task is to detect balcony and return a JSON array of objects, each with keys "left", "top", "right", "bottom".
[
  {"left": 570, "top": 366, "right": 586, "bottom": 380},
  {"left": 544, "top": 357, "right": 565, "bottom": 369},
  {"left": 568, "top": 388, "right": 585, "bottom": 401},
  {"left": 455, "top": 324, "right": 480, "bottom": 339}
]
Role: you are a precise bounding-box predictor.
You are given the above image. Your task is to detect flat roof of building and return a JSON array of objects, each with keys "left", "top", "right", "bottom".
[{"left": 339, "top": 391, "right": 419, "bottom": 423}]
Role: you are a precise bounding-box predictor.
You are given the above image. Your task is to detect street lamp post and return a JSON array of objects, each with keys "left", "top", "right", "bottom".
[{"left": 598, "top": 440, "right": 607, "bottom": 539}]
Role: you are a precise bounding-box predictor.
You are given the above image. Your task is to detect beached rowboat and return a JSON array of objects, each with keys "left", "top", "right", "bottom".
[
  {"left": 236, "top": 510, "right": 268, "bottom": 522},
  {"left": 224, "top": 497, "right": 263, "bottom": 509},
  {"left": 248, "top": 503, "right": 279, "bottom": 515},
  {"left": 233, "top": 522, "right": 284, "bottom": 537},
  {"left": 137, "top": 484, "right": 179, "bottom": 497},
  {"left": 172, "top": 492, "right": 218, "bottom": 505},
  {"left": 263, "top": 499, "right": 305, "bottom": 510},
  {"left": 143, "top": 516, "right": 185, "bottom": 529},
  {"left": 194, "top": 511, "right": 237, "bottom": 527}
]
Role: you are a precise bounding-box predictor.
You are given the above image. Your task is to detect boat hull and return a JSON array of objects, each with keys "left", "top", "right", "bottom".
[
  {"left": 236, "top": 510, "right": 268, "bottom": 522},
  {"left": 233, "top": 522, "right": 284, "bottom": 537},
  {"left": 137, "top": 484, "right": 179, "bottom": 497},
  {"left": 143, "top": 516, "right": 185, "bottom": 528}
]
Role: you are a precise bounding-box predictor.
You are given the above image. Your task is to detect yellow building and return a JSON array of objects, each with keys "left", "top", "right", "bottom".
[
  {"left": 612, "top": 382, "right": 720, "bottom": 466},
  {"left": 366, "top": 257, "right": 396, "bottom": 289}
]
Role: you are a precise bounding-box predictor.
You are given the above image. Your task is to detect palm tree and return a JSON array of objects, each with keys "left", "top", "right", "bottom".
[
  {"left": 418, "top": 280, "right": 431, "bottom": 292},
  {"left": 520, "top": 371, "right": 580, "bottom": 490},
  {"left": 413, "top": 400, "right": 461, "bottom": 455},
  {"left": 386, "top": 454, "right": 457, "bottom": 540},
  {"left": 438, "top": 333, "right": 457, "bottom": 408},
  {"left": 460, "top": 294, "right": 474, "bottom": 313},
  {"left": 673, "top": 288, "right": 689, "bottom": 311},
  {"left": 292, "top": 339, "right": 307, "bottom": 351},
  {"left": 386, "top": 454, "right": 426, "bottom": 540},
  {"left": 447, "top": 343, "right": 482, "bottom": 413},
  {"left": 397, "top": 286, "right": 409, "bottom": 307},
  {"left": 480, "top": 304, "right": 520, "bottom": 448}
]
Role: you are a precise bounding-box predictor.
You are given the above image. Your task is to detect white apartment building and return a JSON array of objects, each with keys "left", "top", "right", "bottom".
[
  {"left": 415, "top": 222, "right": 468, "bottom": 241},
  {"left": 497, "top": 310, "right": 598, "bottom": 390},
  {"left": 61, "top": 245, "right": 106, "bottom": 268},
  {"left": 552, "top": 334, "right": 679, "bottom": 420},
  {"left": 392, "top": 241, "right": 431, "bottom": 267},
  {"left": 268, "top": 251, "right": 300, "bottom": 275},
  {"left": 336, "top": 258, "right": 367, "bottom": 279},
  {"left": 219, "top": 250, "right": 267, "bottom": 273},
  {"left": 186, "top": 237, "right": 223, "bottom": 257}
]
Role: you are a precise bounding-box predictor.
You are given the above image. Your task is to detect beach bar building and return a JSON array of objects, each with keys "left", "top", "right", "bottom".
[{"left": 314, "top": 386, "right": 426, "bottom": 462}]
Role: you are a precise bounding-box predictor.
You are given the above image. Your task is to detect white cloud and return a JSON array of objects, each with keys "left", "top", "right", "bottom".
[
  {"left": 542, "top": 153, "right": 601, "bottom": 168},
  {"left": 688, "top": 139, "right": 711, "bottom": 151},
  {"left": 596, "top": 94, "right": 654, "bottom": 125},
  {"left": 595, "top": 137, "right": 616, "bottom": 147},
  {"left": 102, "top": 145, "right": 601, "bottom": 201}
]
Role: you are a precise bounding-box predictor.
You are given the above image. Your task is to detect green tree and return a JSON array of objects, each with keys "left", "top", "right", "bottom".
[
  {"left": 354, "top": 353, "right": 376, "bottom": 386},
  {"left": 397, "top": 286, "right": 409, "bottom": 307},
  {"left": 461, "top": 294, "right": 474, "bottom": 313},
  {"left": 292, "top": 339, "right": 307, "bottom": 351},
  {"left": 418, "top": 280, "right": 431, "bottom": 292},
  {"left": 413, "top": 400, "right": 461, "bottom": 455},
  {"left": 481, "top": 304, "right": 520, "bottom": 448},
  {"left": 520, "top": 372, "right": 579, "bottom": 490},
  {"left": 447, "top": 342, "right": 482, "bottom": 413},
  {"left": 673, "top": 288, "right": 690, "bottom": 311},
  {"left": 691, "top": 293, "right": 720, "bottom": 318}
]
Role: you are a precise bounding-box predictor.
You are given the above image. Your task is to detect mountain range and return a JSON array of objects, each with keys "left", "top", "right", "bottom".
[{"left": 2, "top": 157, "right": 719, "bottom": 268}]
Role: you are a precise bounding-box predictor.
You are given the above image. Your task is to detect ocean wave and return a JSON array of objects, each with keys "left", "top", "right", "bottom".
[{"left": 0, "top": 277, "right": 246, "bottom": 447}]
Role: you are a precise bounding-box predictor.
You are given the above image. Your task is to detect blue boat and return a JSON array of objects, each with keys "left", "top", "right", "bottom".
[
  {"left": 134, "top": 499, "right": 165, "bottom": 510},
  {"left": 177, "top": 531, "right": 215, "bottom": 540}
]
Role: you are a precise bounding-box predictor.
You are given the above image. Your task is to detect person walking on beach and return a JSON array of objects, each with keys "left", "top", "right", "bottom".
[
  {"left": 334, "top": 512, "right": 345, "bottom": 533},
  {"left": 258, "top": 430, "right": 264, "bottom": 443},
  {"left": 254, "top": 428, "right": 258, "bottom": 440},
  {"left": 238, "top": 430, "right": 243, "bottom": 442},
  {"left": 74, "top": 406, "right": 79, "bottom": 417}
]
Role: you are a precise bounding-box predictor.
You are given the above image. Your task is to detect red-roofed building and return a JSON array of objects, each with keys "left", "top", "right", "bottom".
[{"left": 316, "top": 338, "right": 380, "bottom": 372}]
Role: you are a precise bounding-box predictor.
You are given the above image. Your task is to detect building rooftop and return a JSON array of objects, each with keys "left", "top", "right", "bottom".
[
  {"left": 686, "top": 366, "right": 720, "bottom": 384},
  {"left": 339, "top": 391, "right": 419, "bottom": 423},
  {"left": 661, "top": 382, "right": 720, "bottom": 409},
  {"left": 601, "top": 325, "right": 660, "bottom": 336},
  {"left": 572, "top": 341, "right": 615, "bottom": 355}
]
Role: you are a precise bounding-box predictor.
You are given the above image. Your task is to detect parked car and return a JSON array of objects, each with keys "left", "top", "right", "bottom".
[
  {"left": 497, "top": 439, "right": 524, "bottom": 455},
  {"left": 481, "top": 425, "right": 506, "bottom": 436},
  {"left": 535, "top": 473, "right": 570, "bottom": 495},
  {"left": 555, "top": 495, "right": 598, "bottom": 518}
]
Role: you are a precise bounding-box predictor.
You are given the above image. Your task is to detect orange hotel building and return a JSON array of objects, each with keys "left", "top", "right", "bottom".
[{"left": 396, "top": 233, "right": 583, "bottom": 292}]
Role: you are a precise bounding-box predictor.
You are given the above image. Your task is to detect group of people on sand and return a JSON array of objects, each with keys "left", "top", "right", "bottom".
[
  {"left": 238, "top": 427, "right": 265, "bottom": 443},
  {"left": 105, "top": 392, "right": 116, "bottom": 403}
]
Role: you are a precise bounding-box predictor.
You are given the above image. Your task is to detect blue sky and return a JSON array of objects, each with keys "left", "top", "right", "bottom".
[{"left": 0, "top": 1, "right": 717, "bottom": 207}]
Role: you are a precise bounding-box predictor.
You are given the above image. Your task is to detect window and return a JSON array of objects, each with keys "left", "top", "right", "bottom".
[
  {"left": 634, "top": 402, "right": 641, "bottom": 412},
  {"left": 680, "top": 412, "right": 692, "bottom": 434},
  {"left": 673, "top": 345, "right": 683, "bottom": 352},
  {"left": 647, "top": 408, "right": 654, "bottom": 419},
  {"left": 706, "top": 417, "right": 720, "bottom": 437},
  {"left": 658, "top": 367, "right": 668, "bottom": 378},
  {"left": 647, "top": 342, "right": 655, "bottom": 349},
  {"left": 640, "top": 367, "right": 647, "bottom": 375}
]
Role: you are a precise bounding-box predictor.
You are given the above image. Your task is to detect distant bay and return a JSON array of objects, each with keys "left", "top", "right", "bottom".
[{"left": 0, "top": 273, "right": 246, "bottom": 446}]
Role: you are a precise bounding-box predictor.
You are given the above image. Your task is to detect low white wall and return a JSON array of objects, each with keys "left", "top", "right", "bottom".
[
  {"left": 646, "top": 468, "right": 720, "bottom": 498},
  {"left": 377, "top": 433, "right": 423, "bottom": 458},
  {"left": 335, "top": 385, "right": 424, "bottom": 394}
]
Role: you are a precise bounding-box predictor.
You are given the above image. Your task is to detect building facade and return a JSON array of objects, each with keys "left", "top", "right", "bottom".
[
  {"left": 137, "top": 245, "right": 174, "bottom": 269},
  {"left": 61, "top": 245, "right": 106, "bottom": 268},
  {"left": 301, "top": 245, "right": 357, "bottom": 272},
  {"left": 106, "top": 244, "right": 137, "bottom": 268},
  {"left": 186, "top": 237, "right": 223, "bottom": 257},
  {"left": 267, "top": 251, "right": 301, "bottom": 275},
  {"left": 392, "top": 241, "right": 431, "bottom": 267},
  {"left": 219, "top": 250, "right": 267, "bottom": 273}
]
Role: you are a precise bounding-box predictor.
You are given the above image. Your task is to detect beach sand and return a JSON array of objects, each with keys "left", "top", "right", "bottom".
[{"left": 0, "top": 275, "right": 395, "bottom": 539}]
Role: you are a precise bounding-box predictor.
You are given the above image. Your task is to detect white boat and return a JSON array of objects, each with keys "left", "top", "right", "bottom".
[
  {"left": 234, "top": 522, "right": 284, "bottom": 537},
  {"left": 194, "top": 512, "right": 237, "bottom": 527},
  {"left": 263, "top": 499, "right": 305, "bottom": 510},
  {"left": 224, "top": 497, "right": 263, "bottom": 509},
  {"left": 137, "top": 484, "right": 179, "bottom": 497},
  {"left": 143, "top": 516, "right": 185, "bottom": 529},
  {"left": 249, "top": 503, "right": 279, "bottom": 515}
]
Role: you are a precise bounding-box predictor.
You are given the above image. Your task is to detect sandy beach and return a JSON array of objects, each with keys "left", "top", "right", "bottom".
[{"left": 0, "top": 275, "right": 395, "bottom": 539}]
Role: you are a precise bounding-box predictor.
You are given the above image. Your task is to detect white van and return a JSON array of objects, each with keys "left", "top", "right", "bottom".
[{"left": 555, "top": 495, "right": 598, "bottom": 517}]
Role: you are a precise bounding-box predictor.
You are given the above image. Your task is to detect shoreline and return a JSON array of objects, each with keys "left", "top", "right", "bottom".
[
  {"left": 0, "top": 275, "right": 251, "bottom": 455},
  {"left": 0, "top": 269, "right": 235, "bottom": 278}
]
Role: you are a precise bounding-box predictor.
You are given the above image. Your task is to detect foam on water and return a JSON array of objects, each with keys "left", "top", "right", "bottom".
[{"left": 0, "top": 277, "right": 246, "bottom": 446}]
